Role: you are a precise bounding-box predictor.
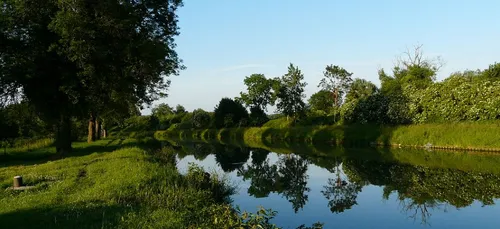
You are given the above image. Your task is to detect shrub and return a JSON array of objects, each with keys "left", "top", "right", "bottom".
[
  {"left": 192, "top": 109, "right": 211, "bottom": 129},
  {"left": 214, "top": 98, "right": 249, "bottom": 128}
]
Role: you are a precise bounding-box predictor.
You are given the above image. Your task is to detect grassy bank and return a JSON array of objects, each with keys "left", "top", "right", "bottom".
[
  {"left": 0, "top": 138, "right": 310, "bottom": 229},
  {"left": 156, "top": 122, "right": 500, "bottom": 151}
]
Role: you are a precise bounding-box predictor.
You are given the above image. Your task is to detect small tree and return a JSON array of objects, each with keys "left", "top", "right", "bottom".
[
  {"left": 308, "top": 90, "right": 335, "bottom": 114},
  {"left": 318, "top": 65, "right": 353, "bottom": 107},
  {"left": 276, "top": 64, "right": 307, "bottom": 120}
]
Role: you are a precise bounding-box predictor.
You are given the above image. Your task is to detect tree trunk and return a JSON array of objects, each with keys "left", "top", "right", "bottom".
[
  {"left": 88, "top": 114, "right": 96, "bottom": 143},
  {"left": 56, "top": 115, "right": 72, "bottom": 155},
  {"left": 95, "top": 119, "right": 101, "bottom": 140},
  {"left": 103, "top": 129, "right": 107, "bottom": 138}
]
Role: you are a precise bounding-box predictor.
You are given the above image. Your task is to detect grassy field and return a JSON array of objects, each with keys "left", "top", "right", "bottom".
[
  {"left": 156, "top": 121, "right": 500, "bottom": 151},
  {"left": 0, "top": 137, "right": 301, "bottom": 229}
]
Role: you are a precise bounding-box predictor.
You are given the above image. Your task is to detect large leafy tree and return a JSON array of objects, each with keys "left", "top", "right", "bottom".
[
  {"left": 0, "top": 0, "right": 184, "bottom": 154},
  {"left": 276, "top": 64, "right": 307, "bottom": 120},
  {"left": 238, "top": 74, "right": 277, "bottom": 112},
  {"left": 308, "top": 90, "right": 335, "bottom": 114}
]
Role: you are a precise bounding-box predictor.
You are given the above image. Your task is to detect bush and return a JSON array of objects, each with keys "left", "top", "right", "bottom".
[
  {"left": 406, "top": 78, "right": 500, "bottom": 123},
  {"left": 341, "top": 93, "right": 390, "bottom": 124},
  {"left": 214, "top": 98, "right": 249, "bottom": 128},
  {"left": 249, "top": 107, "right": 269, "bottom": 126},
  {"left": 192, "top": 109, "right": 211, "bottom": 129}
]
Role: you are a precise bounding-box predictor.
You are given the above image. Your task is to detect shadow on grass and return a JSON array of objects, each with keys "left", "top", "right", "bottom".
[
  {"left": 0, "top": 202, "right": 132, "bottom": 229},
  {"left": 0, "top": 137, "right": 160, "bottom": 168}
]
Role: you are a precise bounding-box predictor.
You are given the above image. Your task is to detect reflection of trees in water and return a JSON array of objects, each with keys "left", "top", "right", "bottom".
[
  {"left": 192, "top": 143, "right": 216, "bottom": 160},
  {"left": 238, "top": 153, "right": 310, "bottom": 212},
  {"left": 344, "top": 159, "right": 500, "bottom": 225},
  {"left": 278, "top": 155, "right": 311, "bottom": 212},
  {"left": 251, "top": 148, "right": 270, "bottom": 165},
  {"left": 319, "top": 158, "right": 363, "bottom": 214},
  {"left": 214, "top": 144, "right": 250, "bottom": 172},
  {"left": 322, "top": 178, "right": 363, "bottom": 213},
  {"left": 237, "top": 149, "right": 278, "bottom": 198},
  {"left": 395, "top": 198, "right": 450, "bottom": 226}
]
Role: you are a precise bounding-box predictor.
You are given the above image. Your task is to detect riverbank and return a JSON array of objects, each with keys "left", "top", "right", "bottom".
[
  {"left": 155, "top": 122, "right": 500, "bottom": 152},
  {"left": 0, "top": 138, "right": 291, "bottom": 228}
]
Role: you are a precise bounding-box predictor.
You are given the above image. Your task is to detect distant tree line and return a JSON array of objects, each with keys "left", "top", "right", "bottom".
[{"left": 145, "top": 44, "right": 499, "bottom": 132}]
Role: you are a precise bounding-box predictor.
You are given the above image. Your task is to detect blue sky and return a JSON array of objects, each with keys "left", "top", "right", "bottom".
[{"left": 143, "top": 0, "right": 500, "bottom": 114}]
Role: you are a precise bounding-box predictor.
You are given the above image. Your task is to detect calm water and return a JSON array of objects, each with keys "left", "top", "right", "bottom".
[{"left": 165, "top": 140, "right": 500, "bottom": 229}]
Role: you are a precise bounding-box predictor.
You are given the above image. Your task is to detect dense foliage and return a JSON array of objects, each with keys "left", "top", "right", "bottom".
[
  {"left": 214, "top": 98, "right": 249, "bottom": 128},
  {"left": 308, "top": 90, "right": 335, "bottom": 114},
  {"left": 192, "top": 109, "right": 211, "bottom": 129}
]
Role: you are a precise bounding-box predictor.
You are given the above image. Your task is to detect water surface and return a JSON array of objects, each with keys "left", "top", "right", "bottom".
[{"left": 166, "top": 140, "right": 500, "bottom": 229}]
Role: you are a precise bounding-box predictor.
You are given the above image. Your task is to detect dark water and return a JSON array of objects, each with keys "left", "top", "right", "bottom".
[{"left": 165, "top": 140, "right": 500, "bottom": 229}]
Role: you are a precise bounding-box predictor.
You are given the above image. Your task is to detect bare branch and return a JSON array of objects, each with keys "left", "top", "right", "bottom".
[{"left": 396, "top": 43, "right": 445, "bottom": 73}]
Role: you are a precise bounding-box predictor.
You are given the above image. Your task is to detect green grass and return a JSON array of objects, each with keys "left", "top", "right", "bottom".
[
  {"left": 156, "top": 121, "right": 500, "bottom": 151},
  {"left": 0, "top": 138, "right": 307, "bottom": 229},
  {"left": 0, "top": 137, "right": 150, "bottom": 166}
]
